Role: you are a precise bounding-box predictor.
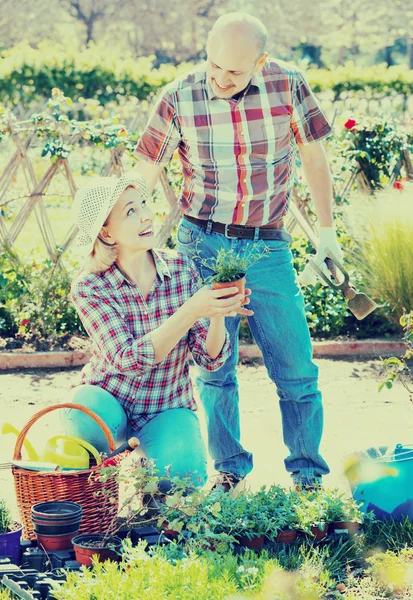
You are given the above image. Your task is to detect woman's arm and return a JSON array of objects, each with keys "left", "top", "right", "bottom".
[
  {"left": 72, "top": 279, "right": 241, "bottom": 373},
  {"left": 205, "top": 317, "right": 226, "bottom": 360}
]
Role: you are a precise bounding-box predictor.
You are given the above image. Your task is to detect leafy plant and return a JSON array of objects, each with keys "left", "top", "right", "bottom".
[
  {"left": 294, "top": 490, "right": 329, "bottom": 534},
  {"left": 0, "top": 499, "right": 13, "bottom": 535},
  {"left": 0, "top": 249, "right": 84, "bottom": 346},
  {"left": 92, "top": 459, "right": 210, "bottom": 548},
  {"left": 191, "top": 244, "right": 270, "bottom": 284},
  {"left": 338, "top": 116, "right": 411, "bottom": 191},
  {"left": 379, "top": 312, "right": 413, "bottom": 400},
  {"left": 323, "top": 489, "right": 364, "bottom": 524}
]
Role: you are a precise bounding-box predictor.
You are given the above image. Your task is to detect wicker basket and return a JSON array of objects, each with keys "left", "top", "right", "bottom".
[{"left": 12, "top": 403, "right": 119, "bottom": 540}]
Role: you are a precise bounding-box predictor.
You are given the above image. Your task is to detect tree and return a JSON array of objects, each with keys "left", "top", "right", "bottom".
[{"left": 57, "top": 0, "right": 130, "bottom": 46}]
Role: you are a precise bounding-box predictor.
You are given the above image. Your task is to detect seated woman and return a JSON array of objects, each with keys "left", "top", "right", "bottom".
[{"left": 62, "top": 173, "right": 245, "bottom": 492}]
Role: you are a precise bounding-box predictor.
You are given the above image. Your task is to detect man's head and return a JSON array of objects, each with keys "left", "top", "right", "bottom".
[{"left": 206, "top": 13, "right": 268, "bottom": 99}]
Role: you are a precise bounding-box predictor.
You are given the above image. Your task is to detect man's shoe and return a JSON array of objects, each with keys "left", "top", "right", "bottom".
[
  {"left": 210, "top": 472, "right": 246, "bottom": 496},
  {"left": 293, "top": 479, "right": 323, "bottom": 493}
]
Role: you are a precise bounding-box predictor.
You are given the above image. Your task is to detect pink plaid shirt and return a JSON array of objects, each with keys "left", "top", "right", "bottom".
[
  {"left": 135, "top": 59, "right": 332, "bottom": 227},
  {"left": 71, "top": 250, "right": 230, "bottom": 431}
]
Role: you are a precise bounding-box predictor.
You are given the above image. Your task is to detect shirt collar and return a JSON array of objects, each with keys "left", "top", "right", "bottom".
[
  {"left": 205, "top": 69, "right": 261, "bottom": 101},
  {"left": 106, "top": 250, "right": 171, "bottom": 289}
]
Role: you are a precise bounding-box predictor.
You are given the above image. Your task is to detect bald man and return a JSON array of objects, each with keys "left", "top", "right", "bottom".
[{"left": 134, "top": 12, "right": 341, "bottom": 491}]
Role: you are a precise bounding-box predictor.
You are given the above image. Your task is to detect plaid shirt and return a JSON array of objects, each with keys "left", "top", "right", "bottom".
[
  {"left": 135, "top": 59, "right": 332, "bottom": 227},
  {"left": 71, "top": 250, "right": 230, "bottom": 431}
]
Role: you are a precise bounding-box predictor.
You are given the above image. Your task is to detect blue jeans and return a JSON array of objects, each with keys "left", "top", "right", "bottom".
[
  {"left": 62, "top": 385, "right": 208, "bottom": 488},
  {"left": 176, "top": 218, "right": 330, "bottom": 486}
]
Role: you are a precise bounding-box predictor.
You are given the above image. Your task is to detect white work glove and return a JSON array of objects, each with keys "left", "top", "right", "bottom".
[{"left": 298, "top": 227, "right": 344, "bottom": 286}]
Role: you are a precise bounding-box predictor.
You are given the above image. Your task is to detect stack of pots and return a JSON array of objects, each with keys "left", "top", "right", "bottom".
[{"left": 31, "top": 501, "right": 82, "bottom": 551}]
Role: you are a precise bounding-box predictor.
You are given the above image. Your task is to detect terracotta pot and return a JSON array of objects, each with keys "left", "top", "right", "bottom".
[
  {"left": 36, "top": 533, "right": 75, "bottom": 551},
  {"left": 212, "top": 276, "right": 246, "bottom": 300},
  {"left": 161, "top": 522, "right": 180, "bottom": 539},
  {"left": 72, "top": 534, "right": 122, "bottom": 567},
  {"left": 275, "top": 529, "right": 297, "bottom": 543},
  {"left": 328, "top": 521, "right": 360, "bottom": 535},
  {"left": 307, "top": 526, "right": 328, "bottom": 541},
  {"left": 237, "top": 535, "right": 265, "bottom": 550}
]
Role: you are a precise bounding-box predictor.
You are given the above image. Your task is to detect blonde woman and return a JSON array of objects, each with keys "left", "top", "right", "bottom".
[{"left": 62, "top": 173, "right": 247, "bottom": 491}]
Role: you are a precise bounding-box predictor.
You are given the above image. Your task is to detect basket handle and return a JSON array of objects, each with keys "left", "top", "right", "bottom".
[{"left": 13, "top": 403, "right": 117, "bottom": 461}]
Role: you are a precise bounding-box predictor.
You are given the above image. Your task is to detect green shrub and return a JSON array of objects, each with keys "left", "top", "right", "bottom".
[
  {"left": 1, "top": 43, "right": 412, "bottom": 110},
  {"left": 0, "top": 42, "right": 189, "bottom": 107},
  {"left": 0, "top": 248, "right": 84, "bottom": 345},
  {"left": 307, "top": 62, "right": 413, "bottom": 100}
]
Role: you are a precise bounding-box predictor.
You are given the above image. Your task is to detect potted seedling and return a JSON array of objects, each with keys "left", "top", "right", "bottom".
[
  {"left": 325, "top": 489, "right": 363, "bottom": 535},
  {"left": 73, "top": 461, "right": 209, "bottom": 565},
  {"left": 192, "top": 243, "right": 270, "bottom": 300},
  {"left": 294, "top": 490, "right": 329, "bottom": 540},
  {"left": 200, "top": 490, "right": 273, "bottom": 550},
  {"left": 264, "top": 486, "right": 300, "bottom": 544},
  {"left": 0, "top": 499, "right": 23, "bottom": 565}
]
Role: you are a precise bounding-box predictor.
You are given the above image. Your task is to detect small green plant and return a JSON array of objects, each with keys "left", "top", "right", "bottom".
[
  {"left": 93, "top": 459, "right": 209, "bottom": 547},
  {"left": 380, "top": 311, "right": 413, "bottom": 400},
  {"left": 192, "top": 243, "right": 270, "bottom": 284},
  {"left": 0, "top": 499, "right": 13, "bottom": 535},
  {"left": 323, "top": 489, "right": 364, "bottom": 524},
  {"left": 294, "top": 490, "right": 329, "bottom": 534}
]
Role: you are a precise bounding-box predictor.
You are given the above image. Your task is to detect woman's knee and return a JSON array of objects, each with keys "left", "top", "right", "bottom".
[
  {"left": 140, "top": 409, "right": 208, "bottom": 487},
  {"left": 62, "top": 385, "right": 127, "bottom": 452}
]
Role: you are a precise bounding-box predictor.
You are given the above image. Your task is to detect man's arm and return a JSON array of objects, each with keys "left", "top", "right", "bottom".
[
  {"left": 133, "top": 160, "right": 164, "bottom": 193},
  {"left": 297, "top": 140, "right": 333, "bottom": 228},
  {"left": 297, "top": 140, "right": 343, "bottom": 285}
]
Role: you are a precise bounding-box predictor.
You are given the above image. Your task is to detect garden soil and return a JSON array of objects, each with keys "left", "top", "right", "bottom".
[{"left": 0, "top": 358, "right": 412, "bottom": 518}]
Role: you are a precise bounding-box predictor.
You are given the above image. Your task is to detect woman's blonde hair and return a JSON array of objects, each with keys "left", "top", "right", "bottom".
[
  {"left": 83, "top": 183, "right": 140, "bottom": 273},
  {"left": 85, "top": 236, "right": 118, "bottom": 273}
]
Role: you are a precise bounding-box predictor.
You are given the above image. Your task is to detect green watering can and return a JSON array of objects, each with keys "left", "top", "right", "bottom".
[{"left": 2, "top": 423, "right": 101, "bottom": 469}]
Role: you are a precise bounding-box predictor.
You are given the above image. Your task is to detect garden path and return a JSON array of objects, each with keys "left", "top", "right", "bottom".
[{"left": 0, "top": 358, "right": 411, "bottom": 517}]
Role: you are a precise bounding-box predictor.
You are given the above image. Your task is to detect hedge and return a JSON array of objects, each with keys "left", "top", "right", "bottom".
[{"left": 1, "top": 42, "right": 412, "bottom": 108}]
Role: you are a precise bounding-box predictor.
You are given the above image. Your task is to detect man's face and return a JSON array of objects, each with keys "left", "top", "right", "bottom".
[{"left": 206, "top": 35, "right": 262, "bottom": 99}]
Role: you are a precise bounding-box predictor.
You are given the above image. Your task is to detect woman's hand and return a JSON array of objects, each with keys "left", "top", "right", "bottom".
[{"left": 185, "top": 286, "right": 248, "bottom": 320}]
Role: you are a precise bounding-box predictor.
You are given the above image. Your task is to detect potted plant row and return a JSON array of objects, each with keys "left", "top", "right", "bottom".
[{"left": 168, "top": 485, "right": 365, "bottom": 550}]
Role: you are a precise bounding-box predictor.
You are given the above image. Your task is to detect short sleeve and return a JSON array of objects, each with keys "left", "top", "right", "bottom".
[
  {"left": 134, "top": 90, "right": 181, "bottom": 165},
  {"left": 291, "top": 71, "right": 332, "bottom": 145}
]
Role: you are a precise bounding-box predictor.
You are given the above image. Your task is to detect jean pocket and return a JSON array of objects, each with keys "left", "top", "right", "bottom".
[
  {"left": 177, "top": 223, "right": 203, "bottom": 247},
  {"left": 264, "top": 239, "right": 291, "bottom": 253}
]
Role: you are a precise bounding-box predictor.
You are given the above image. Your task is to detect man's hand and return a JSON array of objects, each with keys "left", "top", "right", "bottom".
[{"left": 298, "top": 227, "right": 344, "bottom": 286}]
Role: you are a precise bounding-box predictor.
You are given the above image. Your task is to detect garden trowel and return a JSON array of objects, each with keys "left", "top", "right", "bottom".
[
  {"left": 288, "top": 203, "right": 377, "bottom": 321},
  {"left": 309, "top": 250, "right": 377, "bottom": 321}
]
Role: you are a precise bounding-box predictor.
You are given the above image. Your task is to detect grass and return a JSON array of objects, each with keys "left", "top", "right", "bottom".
[{"left": 344, "top": 183, "right": 413, "bottom": 324}]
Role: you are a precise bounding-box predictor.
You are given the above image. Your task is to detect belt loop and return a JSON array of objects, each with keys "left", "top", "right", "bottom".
[
  {"left": 253, "top": 227, "right": 260, "bottom": 241},
  {"left": 206, "top": 219, "right": 213, "bottom": 235}
]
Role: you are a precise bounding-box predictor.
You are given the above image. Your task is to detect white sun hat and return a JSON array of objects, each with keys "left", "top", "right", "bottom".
[{"left": 72, "top": 173, "right": 149, "bottom": 255}]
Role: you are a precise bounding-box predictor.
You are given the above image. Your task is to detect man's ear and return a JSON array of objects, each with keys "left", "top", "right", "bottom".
[{"left": 255, "top": 52, "right": 268, "bottom": 72}]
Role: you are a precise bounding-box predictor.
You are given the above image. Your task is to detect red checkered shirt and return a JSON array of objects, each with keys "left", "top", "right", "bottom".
[
  {"left": 71, "top": 249, "right": 230, "bottom": 431},
  {"left": 135, "top": 59, "right": 332, "bottom": 227}
]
